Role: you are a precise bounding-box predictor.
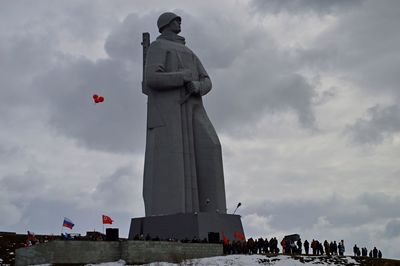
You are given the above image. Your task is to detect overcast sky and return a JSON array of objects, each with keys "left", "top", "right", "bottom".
[{"left": 1, "top": 0, "right": 400, "bottom": 259}]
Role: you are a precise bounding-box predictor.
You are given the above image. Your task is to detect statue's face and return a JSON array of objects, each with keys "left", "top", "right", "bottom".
[{"left": 168, "top": 18, "right": 181, "bottom": 34}]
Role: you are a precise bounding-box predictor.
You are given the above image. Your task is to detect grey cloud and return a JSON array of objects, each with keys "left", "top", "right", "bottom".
[
  {"left": 92, "top": 165, "right": 142, "bottom": 213},
  {"left": 0, "top": 197, "right": 21, "bottom": 227},
  {"left": 0, "top": 165, "right": 140, "bottom": 235},
  {"left": 0, "top": 170, "right": 49, "bottom": 227},
  {"left": 0, "top": 32, "right": 55, "bottom": 115},
  {"left": 0, "top": 144, "right": 22, "bottom": 161},
  {"left": 183, "top": 13, "right": 260, "bottom": 70},
  {"left": 207, "top": 52, "right": 317, "bottom": 133},
  {"left": 250, "top": 0, "right": 365, "bottom": 15},
  {"left": 1, "top": 170, "right": 45, "bottom": 194},
  {"left": 104, "top": 13, "right": 158, "bottom": 63},
  {"left": 242, "top": 192, "right": 400, "bottom": 232},
  {"left": 2, "top": 198, "right": 135, "bottom": 237},
  {"left": 57, "top": 2, "right": 117, "bottom": 42},
  {"left": 297, "top": 1, "right": 400, "bottom": 95},
  {"left": 0, "top": 8, "right": 147, "bottom": 154},
  {"left": 0, "top": 1, "right": 117, "bottom": 44},
  {"left": 385, "top": 219, "right": 400, "bottom": 238},
  {"left": 271, "top": 74, "right": 316, "bottom": 127},
  {"left": 313, "top": 88, "right": 336, "bottom": 106},
  {"left": 356, "top": 192, "right": 400, "bottom": 218},
  {"left": 345, "top": 104, "right": 400, "bottom": 144},
  {"left": 0, "top": 169, "right": 53, "bottom": 213},
  {"left": 33, "top": 57, "right": 146, "bottom": 153},
  {"left": 3, "top": 199, "right": 95, "bottom": 234}
]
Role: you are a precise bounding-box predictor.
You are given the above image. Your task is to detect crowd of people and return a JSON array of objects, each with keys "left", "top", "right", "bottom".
[
  {"left": 307, "top": 239, "right": 345, "bottom": 256},
  {"left": 223, "top": 236, "right": 384, "bottom": 259},
  {"left": 223, "top": 237, "right": 280, "bottom": 255},
  {"left": 353, "top": 244, "right": 382, "bottom": 258},
  {"left": 24, "top": 231, "right": 384, "bottom": 259}
]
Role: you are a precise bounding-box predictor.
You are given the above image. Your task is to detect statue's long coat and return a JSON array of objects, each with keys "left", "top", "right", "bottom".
[{"left": 143, "top": 33, "right": 227, "bottom": 216}]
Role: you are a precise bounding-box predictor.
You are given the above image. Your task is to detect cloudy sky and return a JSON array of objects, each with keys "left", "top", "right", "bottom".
[{"left": 1, "top": 0, "right": 400, "bottom": 259}]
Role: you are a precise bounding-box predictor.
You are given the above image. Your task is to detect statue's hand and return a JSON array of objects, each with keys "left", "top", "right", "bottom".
[
  {"left": 182, "top": 69, "right": 193, "bottom": 82},
  {"left": 186, "top": 81, "right": 200, "bottom": 95}
]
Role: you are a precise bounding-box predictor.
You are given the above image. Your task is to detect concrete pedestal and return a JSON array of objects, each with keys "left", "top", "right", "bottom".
[
  {"left": 128, "top": 212, "right": 244, "bottom": 242},
  {"left": 16, "top": 240, "right": 222, "bottom": 265}
]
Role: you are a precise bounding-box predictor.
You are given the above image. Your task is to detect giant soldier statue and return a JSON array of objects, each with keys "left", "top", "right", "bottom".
[
  {"left": 143, "top": 13, "right": 226, "bottom": 216},
  {"left": 129, "top": 12, "right": 243, "bottom": 242}
]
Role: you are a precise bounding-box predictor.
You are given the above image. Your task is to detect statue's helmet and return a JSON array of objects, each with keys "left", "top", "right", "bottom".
[{"left": 157, "top": 12, "right": 181, "bottom": 33}]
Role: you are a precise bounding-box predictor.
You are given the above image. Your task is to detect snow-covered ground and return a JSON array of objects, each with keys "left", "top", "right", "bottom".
[{"left": 82, "top": 255, "right": 360, "bottom": 266}]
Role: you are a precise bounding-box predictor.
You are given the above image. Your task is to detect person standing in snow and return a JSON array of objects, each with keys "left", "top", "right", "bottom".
[
  {"left": 353, "top": 244, "right": 359, "bottom": 256},
  {"left": 264, "top": 237, "right": 269, "bottom": 253},
  {"left": 338, "top": 240, "right": 345, "bottom": 256},
  {"left": 304, "top": 240, "right": 310, "bottom": 255},
  {"left": 281, "top": 238, "right": 286, "bottom": 254},
  {"left": 297, "top": 238, "right": 302, "bottom": 254},
  {"left": 373, "top": 247, "right": 378, "bottom": 258},
  {"left": 311, "top": 239, "right": 317, "bottom": 255},
  {"left": 324, "top": 240, "right": 330, "bottom": 255}
]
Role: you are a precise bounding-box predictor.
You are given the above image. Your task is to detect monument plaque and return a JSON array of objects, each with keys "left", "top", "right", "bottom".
[{"left": 129, "top": 12, "right": 244, "bottom": 242}]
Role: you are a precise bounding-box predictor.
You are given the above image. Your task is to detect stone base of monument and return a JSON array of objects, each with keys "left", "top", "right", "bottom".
[
  {"left": 128, "top": 212, "right": 245, "bottom": 242},
  {"left": 16, "top": 240, "right": 222, "bottom": 265}
]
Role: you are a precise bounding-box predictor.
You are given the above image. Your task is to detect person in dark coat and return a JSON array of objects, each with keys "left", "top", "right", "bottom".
[
  {"left": 257, "top": 237, "right": 264, "bottom": 254},
  {"left": 378, "top": 250, "right": 382, "bottom": 258},
  {"left": 373, "top": 247, "right": 378, "bottom": 258},
  {"left": 304, "top": 240, "right": 310, "bottom": 255},
  {"left": 264, "top": 238, "right": 269, "bottom": 254},
  {"left": 318, "top": 242, "right": 324, "bottom": 255},
  {"left": 361, "top": 247, "right": 367, "bottom": 257},
  {"left": 333, "top": 241, "right": 338, "bottom": 255},
  {"left": 338, "top": 240, "right": 345, "bottom": 256},
  {"left": 297, "top": 239, "right": 302, "bottom": 254},
  {"left": 273, "top": 237, "right": 279, "bottom": 254},
  {"left": 353, "top": 244, "right": 358, "bottom": 256},
  {"left": 324, "top": 240, "right": 330, "bottom": 255},
  {"left": 247, "top": 238, "right": 255, "bottom": 255}
]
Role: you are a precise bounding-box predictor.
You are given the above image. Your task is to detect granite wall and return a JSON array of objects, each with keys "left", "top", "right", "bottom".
[{"left": 16, "top": 240, "right": 222, "bottom": 265}]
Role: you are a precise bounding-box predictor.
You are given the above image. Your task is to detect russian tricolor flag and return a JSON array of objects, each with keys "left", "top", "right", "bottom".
[{"left": 63, "top": 217, "right": 75, "bottom": 229}]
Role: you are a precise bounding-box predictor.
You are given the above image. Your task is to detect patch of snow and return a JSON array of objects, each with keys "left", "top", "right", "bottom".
[
  {"left": 82, "top": 255, "right": 360, "bottom": 266},
  {"left": 181, "top": 255, "right": 360, "bottom": 266},
  {"left": 86, "top": 259, "right": 127, "bottom": 266}
]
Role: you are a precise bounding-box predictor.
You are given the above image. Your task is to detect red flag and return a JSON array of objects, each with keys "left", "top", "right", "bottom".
[
  {"left": 102, "top": 215, "right": 113, "bottom": 224},
  {"left": 221, "top": 231, "right": 229, "bottom": 245},
  {"left": 234, "top": 231, "right": 245, "bottom": 241},
  {"left": 223, "top": 235, "right": 229, "bottom": 245}
]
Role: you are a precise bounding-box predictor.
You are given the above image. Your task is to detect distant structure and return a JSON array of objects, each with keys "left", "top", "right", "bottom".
[{"left": 129, "top": 12, "right": 244, "bottom": 242}]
